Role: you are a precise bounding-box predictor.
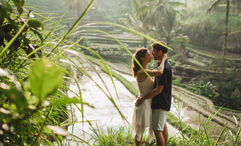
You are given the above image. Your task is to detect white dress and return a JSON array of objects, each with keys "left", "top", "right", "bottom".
[{"left": 132, "top": 76, "right": 154, "bottom": 142}]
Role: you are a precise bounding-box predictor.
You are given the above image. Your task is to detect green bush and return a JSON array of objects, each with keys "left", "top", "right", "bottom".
[
  {"left": 218, "top": 80, "right": 241, "bottom": 99},
  {"left": 216, "top": 80, "right": 241, "bottom": 110},
  {"left": 193, "top": 80, "right": 217, "bottom": 98},
  {"left": 0, "top": 0, "right": 44, "bottom": 70}
]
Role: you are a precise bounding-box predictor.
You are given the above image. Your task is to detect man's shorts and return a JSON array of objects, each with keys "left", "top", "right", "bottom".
[{"left": 152, "top": 108, "right": 168, "bottom": 131}]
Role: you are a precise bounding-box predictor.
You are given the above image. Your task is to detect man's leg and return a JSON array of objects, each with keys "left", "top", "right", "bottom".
[
  {"left": 162, "top": 124, "right": 168, "bottom": 146},
  {"left": 152, "top": 109, "right": 168, "bottom": 146},
  {"left": 154, "top": 129, "right": 165, "bottom": 146}
]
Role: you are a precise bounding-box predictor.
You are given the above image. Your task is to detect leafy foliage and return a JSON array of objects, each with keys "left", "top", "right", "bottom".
[
  {"left": 0, "top": 0, "right": 95, "bottom": 144},
  {"left": 216, "top": 80, "right": 241, "bottom": 110},
  {"left": 0, "top": 0, "right": 43, "bottom": 66},
  {"left": 0, "top": 58, "right": 70, "bottom": 145},
  {"left": 193, "top": 80, "right": 217, "bottom": 98}
]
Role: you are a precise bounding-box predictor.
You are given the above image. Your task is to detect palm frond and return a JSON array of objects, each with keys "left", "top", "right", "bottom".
[
  {"left": 167, "top": 1, "right": 186, "bottom": 8},
  {"left": 206, "top": 0, "right": 224, "bottom": 14}
]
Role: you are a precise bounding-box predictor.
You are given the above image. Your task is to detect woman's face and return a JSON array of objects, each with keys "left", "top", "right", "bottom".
[{"left": 143, "top": 50, "right": 152, "bottom": 64}]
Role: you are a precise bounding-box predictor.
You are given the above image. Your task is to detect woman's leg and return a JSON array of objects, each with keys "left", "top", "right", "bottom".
[
  {"left": 135, "top": 127, "right": 143, "bottom": 146},
  {"left": 135, "top": 135, "right": 143, "bottom": 146}
]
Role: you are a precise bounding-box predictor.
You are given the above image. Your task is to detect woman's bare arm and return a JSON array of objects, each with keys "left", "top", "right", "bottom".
[
  {"left": 135, "top": 85, "right": 164, "bottom": 106},
  {"left": 138, "top": 54, "right": 167, "bottom": 77}
]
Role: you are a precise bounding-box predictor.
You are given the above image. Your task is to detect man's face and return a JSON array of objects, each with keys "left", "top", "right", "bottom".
[{"left": 152, "top": 47, "right": 162, "bottom": 60}]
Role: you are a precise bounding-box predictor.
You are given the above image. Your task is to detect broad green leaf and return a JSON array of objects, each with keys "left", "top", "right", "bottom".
[
  {"left": 50, "top": 96, "right": 80, "bottom": 106},
  {"left": 28, "top": 19, "right": 44, "bottom": 29},
  {"left": 13, "top": 0, "right": 24, "bottom": 14},
  {"left": 17, "top": 7, "right": 23, "bottom": 14},
  {"left": 29, "top": 58, "right": 64, "bottom": 100},
  {"left": 13, "top": 0, "right": 24, "bottom": 8},
  {"left": 31, "top": 29, "right": 44, "bottom": 42}
]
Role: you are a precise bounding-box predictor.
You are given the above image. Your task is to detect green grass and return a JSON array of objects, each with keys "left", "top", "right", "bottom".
[
  {"left": 88, "top": 110, "right": 241, "bottom": 146},
  {"left": 88, "top": 109, "right": 241, "bottom": 145},
  {"left": 167, "top": 112, "right": 197, "bottom": 137},
  {"left": 89, "top": 125, "right": 135, "bottom": 146}
]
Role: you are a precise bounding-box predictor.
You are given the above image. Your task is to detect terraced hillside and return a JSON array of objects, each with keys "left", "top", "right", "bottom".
[{"left": 72, "top": 23, "right": 241, "bottom": 110}]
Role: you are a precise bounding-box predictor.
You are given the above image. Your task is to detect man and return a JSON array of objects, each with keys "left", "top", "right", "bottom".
[{"left": 136, "top": 42, "right": 172, "bottom": 146}]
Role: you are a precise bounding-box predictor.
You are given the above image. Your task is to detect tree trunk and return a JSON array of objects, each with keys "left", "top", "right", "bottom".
[
  {"left": 223, "top": 0, "right": 230, "bottom": 57},
  {"left": 143, "top": 37, "right": 147, "bottom": 48},
  {"left": 166, "top": 35, "right": 170, "bottom": 46}
]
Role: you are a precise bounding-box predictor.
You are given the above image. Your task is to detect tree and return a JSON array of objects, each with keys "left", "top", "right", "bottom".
[
  {"left": 120, "top": 0, "right": 154, "bottom": 48},
  {"left": 149, "top": 0, "right": 186, "bottom": 46},
  {"left": 231, "top": 0, "right": 241, "bottom": 13},
  {"left": 207, "top": 0, "right": 230, "bottom": 57}
]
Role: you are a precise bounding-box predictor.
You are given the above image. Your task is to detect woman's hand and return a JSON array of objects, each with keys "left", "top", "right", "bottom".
[{"left": 135, "top": 97, "right": 144, "bottom": 106}]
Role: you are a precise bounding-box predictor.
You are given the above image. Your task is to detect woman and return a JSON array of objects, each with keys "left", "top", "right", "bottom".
[{"left": 132, "top": 48, "right": 167, "bottom": 146}]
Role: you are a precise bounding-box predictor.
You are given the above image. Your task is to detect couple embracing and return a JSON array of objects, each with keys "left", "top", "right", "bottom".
[{"left": 132, "top": 42, "right": 172, "bottom": 146}]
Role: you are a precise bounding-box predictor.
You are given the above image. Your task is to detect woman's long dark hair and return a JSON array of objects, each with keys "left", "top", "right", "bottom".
[{"left": 132, "top": 48, "right": 148, "bottom": 77}]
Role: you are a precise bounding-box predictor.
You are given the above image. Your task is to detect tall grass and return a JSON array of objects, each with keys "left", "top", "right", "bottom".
[
  {"left": 88, "top": 106, "right": 241, "bottom": 145},
  {"left": 0, "top": 0, "right": 99, "bottom": 145},
  {"left": 89, "top": 124, "right": 134, "bottom": 146}
]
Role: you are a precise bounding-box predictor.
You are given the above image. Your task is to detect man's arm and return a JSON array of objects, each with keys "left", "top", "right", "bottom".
[
  {"left": 135, "top": 85, "right": 164, "bottom": 106},
  {"left": 138, "top": 54, "right": 167, "bottom": 77}
]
